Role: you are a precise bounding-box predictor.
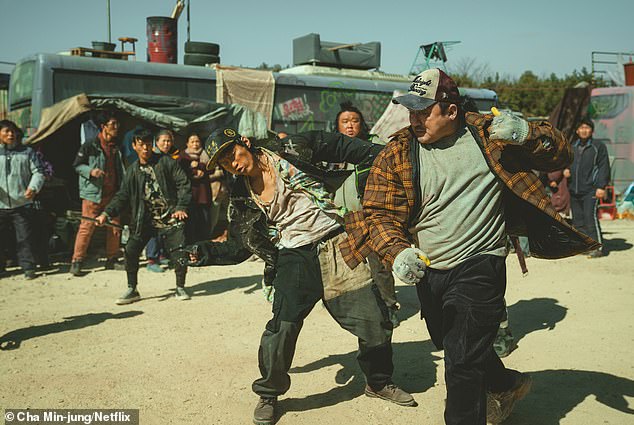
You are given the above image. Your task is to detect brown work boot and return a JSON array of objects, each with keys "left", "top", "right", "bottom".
[
  {"left": 253, "top": 397, "right": 276, "bottom": 425},
  {"left": 487, "top": 373, "right": 532, "bottom": 424},
  {"left": 364, "top": 383, "right": 417, "bottom": 406}
]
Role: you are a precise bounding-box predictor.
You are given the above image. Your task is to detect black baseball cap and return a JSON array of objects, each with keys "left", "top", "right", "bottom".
[{"left": 205, "top": 127, "right": 241, "bottom": 170}]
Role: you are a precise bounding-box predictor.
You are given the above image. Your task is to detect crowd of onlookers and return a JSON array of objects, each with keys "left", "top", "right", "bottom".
[
  {"left": 0, "top": 107, "right": 613, "bottom": 283},
  {"left": 0, "top": 113, "right": 231, "bottom": 280}
]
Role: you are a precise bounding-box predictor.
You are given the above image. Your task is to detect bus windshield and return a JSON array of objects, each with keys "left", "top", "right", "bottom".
[{"left": 9, "top": 60, "right": 34, "bottom": 107}]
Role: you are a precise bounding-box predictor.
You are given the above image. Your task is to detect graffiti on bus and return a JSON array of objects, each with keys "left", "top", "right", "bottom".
[{"left": 272, "top": 82, "right": 392, "bottom": 134}]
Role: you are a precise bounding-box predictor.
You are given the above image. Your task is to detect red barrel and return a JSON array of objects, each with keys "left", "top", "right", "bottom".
[
  {"left": 147, "top": 16, "right": 177, "bottom": 63},
  {"left": 625, "top": 63, "right": 634, "bottom": 86}
]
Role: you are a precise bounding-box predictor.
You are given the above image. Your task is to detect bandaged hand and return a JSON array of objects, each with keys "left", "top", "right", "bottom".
[
  {"left": 393, "top": 247, "right": 430, "bottom": 285},
  {"left": 489, "top": 111, "right": 529, "bottom": 144}
]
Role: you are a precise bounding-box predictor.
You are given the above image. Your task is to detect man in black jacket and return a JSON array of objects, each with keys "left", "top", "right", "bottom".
[
  {"left": 96, "top": 128, "right": 192, "bottom": 304},
  {"left": 564, "top": 118, "right": 611, "bottom": 258}
]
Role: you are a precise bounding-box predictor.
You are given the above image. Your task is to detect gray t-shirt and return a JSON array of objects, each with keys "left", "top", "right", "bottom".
[
  {"left": 248, "top": 154, "right": 340, "bottom": 249},
  {"left": 409, "top": 128, "right": 507, "bottom": 270}
]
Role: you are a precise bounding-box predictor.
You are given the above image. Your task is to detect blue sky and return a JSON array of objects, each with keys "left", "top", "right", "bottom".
[{"left": 1, "top": 0, "right": 633, "bottom": 79}]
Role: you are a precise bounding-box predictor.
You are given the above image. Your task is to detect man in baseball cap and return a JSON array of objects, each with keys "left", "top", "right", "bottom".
[
  {"left": 392, "top": 68, "right": 470, "bottom": 146},
  {"left": 341, "top": 68, "right": 597, "bottom": 424},
  {"left": 205, "top": 127, "right": 243, "bottom": 171}
]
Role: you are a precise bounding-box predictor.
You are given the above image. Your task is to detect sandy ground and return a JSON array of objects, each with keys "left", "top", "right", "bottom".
[{"left": 1, "top": 220, "right": 633, "bottom": 425}]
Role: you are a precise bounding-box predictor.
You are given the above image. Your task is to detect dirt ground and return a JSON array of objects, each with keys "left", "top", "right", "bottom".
[{"left": 1, "top": 220, "right": 633, "bottom": 425}]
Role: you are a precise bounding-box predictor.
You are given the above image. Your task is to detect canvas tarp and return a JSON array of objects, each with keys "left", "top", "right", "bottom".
[
  {"left": 216, "top": 65, "right": 275, "bottom": 130},
  {"left": 370, "top": 90, "right": 409, "bottom": 143},
  {"left": 26, "top": 93, "right": 269, "bottom": 145},
  {"left": 26, "top": 95, "right": 92, "bottom": 144}
]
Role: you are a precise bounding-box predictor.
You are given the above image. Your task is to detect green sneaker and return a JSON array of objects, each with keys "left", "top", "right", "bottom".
[
  {"left": 175, "top": 287, "right": 191, "bottom": 301},
  {"left": 116, "top": 288, "right": 141, "bottom": 305},
  {"left": 146, "top": 263, "right": 165, "bottom": 273}
]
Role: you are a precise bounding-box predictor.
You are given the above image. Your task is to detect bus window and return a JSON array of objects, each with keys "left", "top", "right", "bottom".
[
  {"left": 188, "top": 80, "right": 216, "bottom": 101},
  {"left": 472, "top": 98, "right": 497, "bottom": 113},
  {"left": 53, "top": 71, "right": 215, "bottom": 102},
  {"left": 8, "top": 60, "right": 34, "bottom": 107},
  {"left": 590, "top": 93, "right": 630, "bottom": 120}
]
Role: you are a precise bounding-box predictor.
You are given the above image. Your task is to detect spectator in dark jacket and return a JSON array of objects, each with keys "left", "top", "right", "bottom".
[
  {"left": 564, "top": 118, "right": 610, "bottom": 257},
  {"left": 96, "top": 128, "right": 192, "bottom": 304},
  {"left": 144, "top": 129, "right": 178, "bottom": 273},
  {"left": 0, "top": 120, "right": 45, "bottom": 279}
]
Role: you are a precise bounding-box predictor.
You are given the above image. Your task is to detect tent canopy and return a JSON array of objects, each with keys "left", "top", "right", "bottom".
[{"left": 27, "top": 93, "right": 269, "bottom": 145}]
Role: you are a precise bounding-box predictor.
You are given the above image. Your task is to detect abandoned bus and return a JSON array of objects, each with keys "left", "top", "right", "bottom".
[{"left": 9, "top": 53, "right": 499, "bottom": 137}]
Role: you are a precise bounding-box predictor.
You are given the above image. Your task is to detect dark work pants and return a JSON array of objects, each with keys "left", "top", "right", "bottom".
[
  {"left": 416, "top": 255, "right": 517, "bottom": 425},
  {"left": 570, "top": 192, "right": 602, "bottom": 246},
  {"left": 0, "top": 206, "right": 36, "bottom": 272},
  {"left": 252, "top": 242, "right": 393, "bottom": 398},
  {"left": 367, "top": 253, "right": 397, "bottom": 308},
  {"left": 185, "top": 203, "right": 211, "bottom": 244},
  {"left": 124, "top": 222, "right": 187, "bottom": 288}
]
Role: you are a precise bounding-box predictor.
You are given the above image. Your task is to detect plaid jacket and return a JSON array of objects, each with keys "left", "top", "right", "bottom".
[{"left": 340, "top": 112, "right": 599, "bottom": 269}]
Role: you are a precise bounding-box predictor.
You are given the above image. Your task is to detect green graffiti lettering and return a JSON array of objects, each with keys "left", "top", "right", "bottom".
[{"left": 299, "top": 113, "right": 315, "bottom": 132}]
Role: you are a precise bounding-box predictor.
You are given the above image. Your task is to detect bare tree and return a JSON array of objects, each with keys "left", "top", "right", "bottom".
[{"left": 447, "top": 57, "right": 493, "bottom": 85}]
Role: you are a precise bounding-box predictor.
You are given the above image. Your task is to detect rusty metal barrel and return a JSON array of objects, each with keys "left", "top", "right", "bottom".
[
  {"left": 147, "top": 16, "right": 177, "bottom": 63},
  {"left": 624, "top": 63, "right": 634, "bottom": 86}
]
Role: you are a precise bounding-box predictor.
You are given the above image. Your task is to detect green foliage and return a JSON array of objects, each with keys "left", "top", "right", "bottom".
[
  {"left": 256, "top": 62, "right": 286, "bottom": 72},
  {"left": 448, "top": 67, "right": 602, "bottom": 117}
]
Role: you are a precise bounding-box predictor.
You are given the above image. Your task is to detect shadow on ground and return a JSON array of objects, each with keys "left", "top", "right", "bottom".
[
  {"left": 603, "top": 237, "right": 633, "bottom": 255},
  {"left": 278, "top": 340, "right": 441, "bottom": 418},
  {"left": 393, "top": 285, "right": 421, "bottom": 325},
  {"left": 0, "top": 310, "right": 143, "bottom": 350},
  {"left": 507, "top": 369, "right": 634, "bottom": 424},
  {"left": 507, "top": 297, "right": 567, "bottom": 346},
  {"left": 187, "top": 274, "right": 262, "bottom": 298}
]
